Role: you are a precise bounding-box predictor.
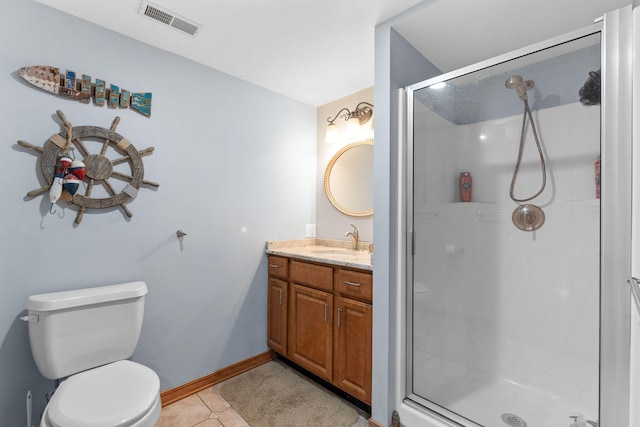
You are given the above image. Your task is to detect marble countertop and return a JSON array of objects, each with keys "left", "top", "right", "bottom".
[{"left": 265, "top": 239, "right": 372, "bottom": 270}]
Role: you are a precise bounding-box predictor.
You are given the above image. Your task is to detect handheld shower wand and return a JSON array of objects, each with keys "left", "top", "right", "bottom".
[{"left": 506, "top": 74, "right": 546, "bottom": 232}]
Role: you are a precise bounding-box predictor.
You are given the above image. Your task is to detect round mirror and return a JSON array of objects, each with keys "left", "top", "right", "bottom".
[{"left": 324, "top": 140, "right": 373, "bottom": 216}]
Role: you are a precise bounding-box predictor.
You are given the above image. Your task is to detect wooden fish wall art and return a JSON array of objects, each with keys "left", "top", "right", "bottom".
[{"left": 18, "top": 66, "right": 152, "bottom": 117}]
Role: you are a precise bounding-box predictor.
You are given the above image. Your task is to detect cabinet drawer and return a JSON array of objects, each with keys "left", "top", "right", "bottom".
[
  {"left": 268, "top": 255, "right": 289, "bottom": 279},
  {"left": 290, "top": 260, "right": 333, "bottom": 292},
  {"left": 337, "top": 269, "right": 372, "bottom": 303}
]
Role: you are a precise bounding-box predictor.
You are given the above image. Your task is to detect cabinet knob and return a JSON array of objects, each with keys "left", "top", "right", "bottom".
[
  {"left": 344, "top": 281, "right": 361, "bottom": 287},
  {"left": 324, "top": 303, "right": 329, "bottom": 322},
  {"left": 337, "top": 308, "right": 343, "bottom": 326}
]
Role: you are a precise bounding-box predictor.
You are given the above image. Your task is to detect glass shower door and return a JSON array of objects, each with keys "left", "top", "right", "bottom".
[{"left": 407, "top": 32, "right": 601, "bottom": 427}]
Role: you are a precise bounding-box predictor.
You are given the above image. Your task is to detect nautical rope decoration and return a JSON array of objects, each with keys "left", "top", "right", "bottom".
[{"left": 18, "top": 110, "right": 159, "bottom": 224}]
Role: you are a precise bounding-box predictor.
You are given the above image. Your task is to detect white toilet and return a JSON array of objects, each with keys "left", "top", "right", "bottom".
[{"left": 26, "top": 281, "right": 161, "bottom": 427}]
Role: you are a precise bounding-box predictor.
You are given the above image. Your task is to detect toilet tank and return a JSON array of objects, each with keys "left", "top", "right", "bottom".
[{"left": 27, "top": 281, "right": 148, "bottom": 380}]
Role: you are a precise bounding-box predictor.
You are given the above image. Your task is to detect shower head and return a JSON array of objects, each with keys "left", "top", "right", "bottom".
[
  {"left": 505, "top": 75, "right": 523, "bottom": 89},
  {"left": 505, "top": 75, "right": 535, "bottom": 101}
]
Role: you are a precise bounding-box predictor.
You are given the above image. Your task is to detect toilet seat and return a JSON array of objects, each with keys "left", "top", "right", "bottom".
[{"left": 45, "top": 360, "right": 160, "bottom": 427}]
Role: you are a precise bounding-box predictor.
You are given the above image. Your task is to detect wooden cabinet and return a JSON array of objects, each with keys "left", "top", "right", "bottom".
[
  {"left": 267, "top": 256, "right": 289, "bottom": 354},
  {"left": 268, "top": 255, "right": 288, "bottom": 279},
  {"left": 266, "top": 254, "right": 372, "bottom": 404},
  {"left": 267, "top": 277, "right": 287, "bottom": 354},
  {"left": 334, "top": 296, "right": 372, "bottom": 402},
  {"left": 289, "top": 283, "right": 333, "bottom": 381}
]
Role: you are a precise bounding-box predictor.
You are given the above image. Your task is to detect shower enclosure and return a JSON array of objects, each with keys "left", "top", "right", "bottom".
[{"left": 400, "top": 9, "right": 633, "bottom": 427}]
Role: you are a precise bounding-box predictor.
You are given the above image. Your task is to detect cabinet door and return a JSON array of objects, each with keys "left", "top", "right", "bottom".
[
  {"left": 334, "top": 296, "right": 372, "bottom": 404},
  {"left": 267, "top": 277, "right": 288, "bottom": 355},
  {"left": 289, "top": 283, "right": 333, "bottom": 381}
]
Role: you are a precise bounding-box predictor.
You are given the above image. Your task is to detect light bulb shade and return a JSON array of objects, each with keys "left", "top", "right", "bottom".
[
  {"left": 345, "top": 116, "right": 362, "bottom": 141},
  {"left": 325, "top": 122, "right": 340, "bottom": 144}
]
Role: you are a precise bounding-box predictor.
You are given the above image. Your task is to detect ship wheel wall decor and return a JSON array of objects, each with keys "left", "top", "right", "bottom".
[{"left": 18, "top": 110, "right": 159, "bottom": 224}]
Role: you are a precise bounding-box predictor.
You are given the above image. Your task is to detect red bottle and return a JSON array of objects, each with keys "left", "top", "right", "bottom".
[
  {"left": 459, "top": 172, "right": 472, "bottom": 202},
  {"left": 595, "top": 156, "right": 601, "bottom": 199}
]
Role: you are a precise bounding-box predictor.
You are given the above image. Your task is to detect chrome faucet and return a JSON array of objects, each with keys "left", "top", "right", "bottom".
[{"left": 345, "top": 223, "right": 359, "bottom": 250}]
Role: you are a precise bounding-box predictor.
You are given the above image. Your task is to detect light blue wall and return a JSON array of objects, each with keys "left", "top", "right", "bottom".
[
  {"left": 0, "top": 1, "right": 316, "bottom": 425},
  {"left": 372, "top": 13, "right": 441, "bottom": 424}
]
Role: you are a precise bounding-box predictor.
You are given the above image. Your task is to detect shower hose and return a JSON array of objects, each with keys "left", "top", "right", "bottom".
[{"left": 510, "top": 98, "right": 546, "bottom": 202}]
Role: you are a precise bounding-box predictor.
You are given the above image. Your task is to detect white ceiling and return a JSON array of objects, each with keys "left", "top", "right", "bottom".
[
  {"left": 33, "top": 0, "right": 422, "bottom": 106},
  {"left": 34, "top": 0, "right": 631, "bottom": 107},
  {"left": 393, "top": 0, "right": 631, "bottom": 75}
]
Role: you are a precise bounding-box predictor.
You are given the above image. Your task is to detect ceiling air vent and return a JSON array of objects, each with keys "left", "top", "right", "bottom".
[{"left": 138, "top": 1, "right": 202, "bottom": 37}]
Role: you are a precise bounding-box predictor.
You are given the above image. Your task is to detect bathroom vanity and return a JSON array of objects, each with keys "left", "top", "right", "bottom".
[{"left": 265, "top": 239, "right": 372, "bottom": 405}]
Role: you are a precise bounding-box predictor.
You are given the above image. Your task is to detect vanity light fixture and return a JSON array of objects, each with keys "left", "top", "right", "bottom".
[{"left": 325, "top": 102, "right": 374, "bottom": 143}]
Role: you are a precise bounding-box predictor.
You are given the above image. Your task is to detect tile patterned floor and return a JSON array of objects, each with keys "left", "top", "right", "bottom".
[
  {"left": 156, "top": 384, "right": 247, "bottom": 427},
  {"left": 156, "top": 379, "right": 369, "bottom": 427}
]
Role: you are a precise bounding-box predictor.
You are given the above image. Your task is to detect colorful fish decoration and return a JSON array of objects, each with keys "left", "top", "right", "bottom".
[{"left": 18, "top": 65, "right": 152, "bottom": 117}]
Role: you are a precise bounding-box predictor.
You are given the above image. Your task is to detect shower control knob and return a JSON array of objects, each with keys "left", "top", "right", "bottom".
[{"left": 512, "top": 204, "right": 545, "bottom": 232}]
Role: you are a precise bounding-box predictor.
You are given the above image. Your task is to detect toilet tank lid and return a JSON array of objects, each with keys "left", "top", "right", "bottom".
[{"left": 28, "top": 281, "right": 148, "bottom": 312}]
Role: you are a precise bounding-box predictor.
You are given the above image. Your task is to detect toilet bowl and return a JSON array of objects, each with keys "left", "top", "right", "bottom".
[
  {"left": 26, "top": 282, "right": 161, "bottom": 427},
  {"left": 40, "top": 361, "right": 160, "bottom": 427}
]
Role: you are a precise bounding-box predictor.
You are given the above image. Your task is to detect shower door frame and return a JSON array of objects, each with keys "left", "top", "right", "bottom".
[{"left": 396, "top": 7, "right": 633, "bottom": 427}]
